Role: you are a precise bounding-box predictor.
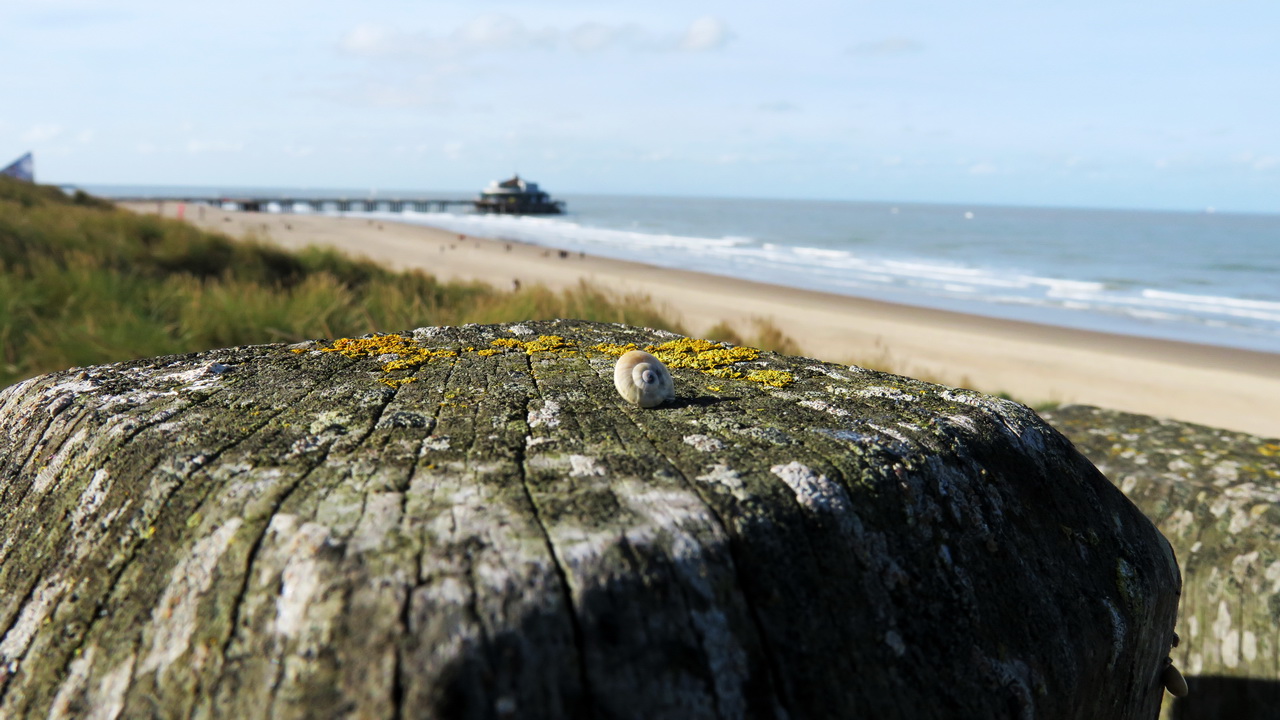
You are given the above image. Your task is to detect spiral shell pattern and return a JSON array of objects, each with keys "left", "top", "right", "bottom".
[{"left": 614, "top": 350, "right": 675, "bottom": 408}]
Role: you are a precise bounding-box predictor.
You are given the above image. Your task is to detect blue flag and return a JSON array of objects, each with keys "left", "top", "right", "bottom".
[{"left": 1, "top": 152, "right": 34, "bottom": 182}]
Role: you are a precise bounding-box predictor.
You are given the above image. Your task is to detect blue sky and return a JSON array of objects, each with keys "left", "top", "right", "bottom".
[{"left": 2, "top": 0, "right": 1277, "bottom": 212}]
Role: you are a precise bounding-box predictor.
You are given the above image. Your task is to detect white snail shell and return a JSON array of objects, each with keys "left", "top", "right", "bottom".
[{"left": 614, "top": 350, "right": 675, "bottom": 408}]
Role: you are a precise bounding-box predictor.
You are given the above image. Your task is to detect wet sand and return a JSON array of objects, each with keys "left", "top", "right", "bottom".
[{"left": 126, "top": 201, "right": 1280, "bottom": 438}]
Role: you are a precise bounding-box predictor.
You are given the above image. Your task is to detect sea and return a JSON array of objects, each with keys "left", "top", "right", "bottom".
[{"left": 89, "top": 185, "right": 1280, "bottom": 355}]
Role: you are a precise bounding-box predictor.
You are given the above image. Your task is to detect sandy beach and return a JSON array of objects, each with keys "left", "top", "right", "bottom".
[{"left": 127, "top": 201, "right": 1280, "bottom": 439}]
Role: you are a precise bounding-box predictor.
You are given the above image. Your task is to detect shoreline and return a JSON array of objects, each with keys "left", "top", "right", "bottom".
[{"left": 125, "top": 201, "right": 1280, "bottom": 438}]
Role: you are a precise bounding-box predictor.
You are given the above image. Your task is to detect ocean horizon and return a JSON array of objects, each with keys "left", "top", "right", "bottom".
[{"left": 89, "top": 184, "right": 1280, "bottom": 356}]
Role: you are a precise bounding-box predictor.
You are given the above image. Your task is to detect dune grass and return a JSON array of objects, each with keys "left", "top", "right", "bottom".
[
  {"left": 0, "top": 178, "right": 695, "bottom": 388},
  {"left": 704, "top": 318, "right": 804, "bottom": 357}
]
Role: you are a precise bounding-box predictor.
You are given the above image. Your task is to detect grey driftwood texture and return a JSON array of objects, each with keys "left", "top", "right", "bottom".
[
  {"left": 0, "top": 319, "right": 1180, "bottom": 719},
  {"left": 1043, "top": 405, "right": 1280, "bottom": 717}
]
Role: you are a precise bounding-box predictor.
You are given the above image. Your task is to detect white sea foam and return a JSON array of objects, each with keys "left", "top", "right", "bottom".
[{"left": 370, "top": 206, "right": 1280, "bottom": 351}]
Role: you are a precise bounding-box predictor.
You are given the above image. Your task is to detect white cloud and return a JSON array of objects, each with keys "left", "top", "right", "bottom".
[
  {"left": 456, "top": 14, "right": 555, "bottom": 51},
  {"left": 338, "top": 15, "right": 554, "bottom": 59},
  {"left": 338, "top": 15, "right": 731, "bottom": 59},
  {"left": 680, "top": 16, "right": 732, "bottom": 52},
  {"left": 338, "top": 23, "right": 392, "bottom": 55},
  {"left": 847, "top": 37, "right": 924, "bottom": 56},
  {"left": 568, "top": 22, "right": 645, "bottom": 52},
  {"left": 22, "top": 124, "right": 63, "bottom": 143}
]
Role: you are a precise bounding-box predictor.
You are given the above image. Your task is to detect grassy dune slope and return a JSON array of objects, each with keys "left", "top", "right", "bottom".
[{"left": 0, "top": 179, "right": 692, "bottom": 388}]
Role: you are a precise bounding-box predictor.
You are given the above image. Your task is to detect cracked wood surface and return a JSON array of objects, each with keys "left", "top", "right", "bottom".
[{"left": 0, "top": 319, "right": 1179, "bottom": 719}]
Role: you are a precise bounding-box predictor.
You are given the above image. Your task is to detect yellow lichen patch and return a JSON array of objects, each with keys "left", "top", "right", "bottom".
[
  {"left": 707, "top": 367, "right": 745, "bottom": 380},
  {"left": 524, "top": 335, "right": 577, "bottom": 353},
  {"left": 321, "top": 334, "right": 420, "bottom": 359},
  {"left": 593, "top": 342, "right": 640, "bottom": 356},
  {"left": 746, "top": 369, "right": 795, "bottom": 387},
  {"left": 1259, "top": 442, "right": 1280, "bottom": 457},
  {"left": 313, "top": 334, "right": 458, "bottom": 374},
  {"left": 383, "top": 349, "right": 454, "bottom": 373},
  {"left": 602, "top": 336, "right": 796, "bottom": 387},
  {"left": 647, "top": 337, "right": 760, "bottom": 371},
  {"left": 490, "top": 335, "right": 579, "bottom": 355},
  {"left": 302, "top": 331, "right": 795, "bottom": 390},
  {"left": 644, "top": 337, "right": 761, "bottom": 383}
]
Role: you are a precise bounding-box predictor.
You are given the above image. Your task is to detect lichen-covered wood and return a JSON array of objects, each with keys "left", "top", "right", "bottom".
[
  {"left": 0, "top": 320, "right": 1180, "bottom": 719},
  {"left": 1042, "top": 405, "right": 1280, "bottom": 712}
]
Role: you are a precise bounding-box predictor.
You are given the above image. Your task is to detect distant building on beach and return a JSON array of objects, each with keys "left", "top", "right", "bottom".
[
  {"left": 1, "top": 152, "right": 34, "bottom": 183},
  {"left": 474, "top": 175, "right": 565, "bottom": 214}
]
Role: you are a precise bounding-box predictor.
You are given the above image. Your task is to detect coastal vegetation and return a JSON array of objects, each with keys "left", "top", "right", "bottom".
[{"left": 0, "top": 178, "right": 805, "bottom": 389}]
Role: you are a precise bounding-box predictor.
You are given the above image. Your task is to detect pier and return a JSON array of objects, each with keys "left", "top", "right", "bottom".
[{"left": 112, "top": 195, "right": 476, "bottom": 214}]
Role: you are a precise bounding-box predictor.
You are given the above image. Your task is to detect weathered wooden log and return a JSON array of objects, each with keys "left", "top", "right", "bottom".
[
  {"left": 1042, "top": 405, "right": 1280, "bottom": 718},
  {"left": 0, "top": 320, "right": 1179, "bottom": 719}
]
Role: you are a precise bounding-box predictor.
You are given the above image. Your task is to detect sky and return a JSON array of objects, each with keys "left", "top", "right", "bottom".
[{"left": 2, "top": 0, "right": 1277, "bottom": 213}]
